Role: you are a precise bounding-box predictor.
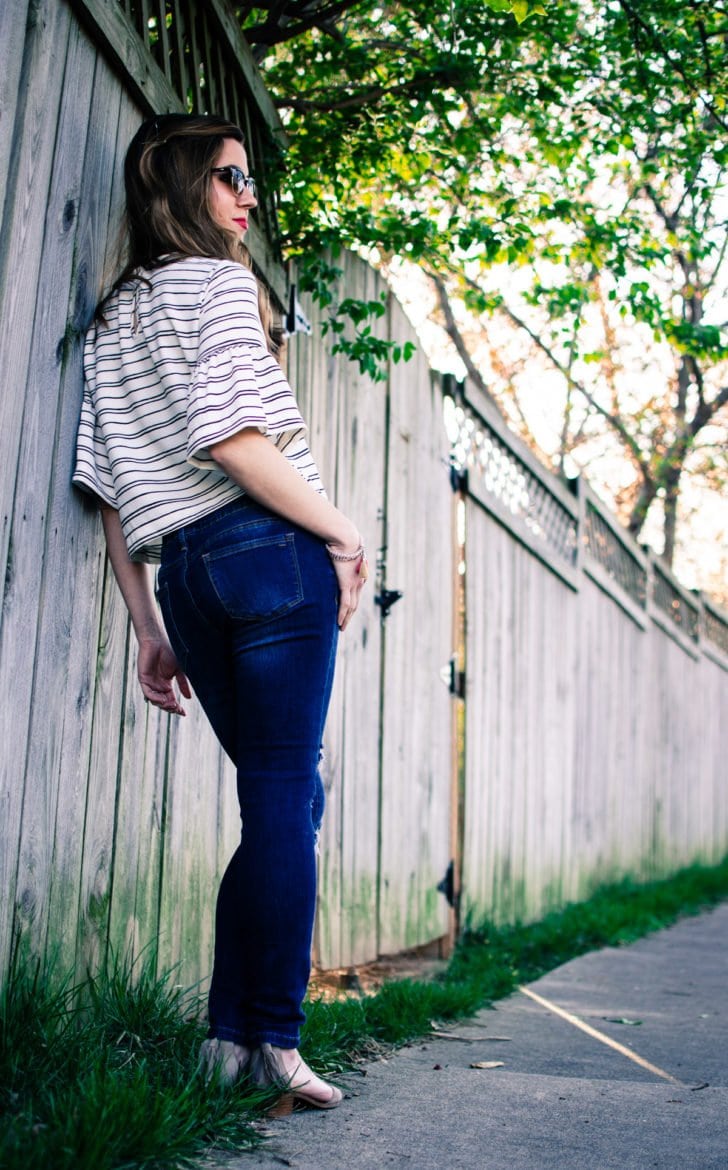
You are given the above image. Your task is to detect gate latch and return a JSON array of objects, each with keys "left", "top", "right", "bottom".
[{"left": 375, "top": 588, "right": 403, "bottom": 617}]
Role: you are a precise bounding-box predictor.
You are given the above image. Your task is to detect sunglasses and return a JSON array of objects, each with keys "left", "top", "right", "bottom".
[{"left": 210, "top": 166, "right": 257, "bottom": 198}]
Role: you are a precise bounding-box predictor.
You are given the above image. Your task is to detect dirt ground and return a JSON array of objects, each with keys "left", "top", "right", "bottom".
[{"left": 309, "top": 945, "right": 449, "bottom": 1000}]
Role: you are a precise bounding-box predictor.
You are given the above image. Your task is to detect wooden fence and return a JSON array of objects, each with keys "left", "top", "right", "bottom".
[
  {"left": 453, "top": 382, "right": 728, "bottom": 926},
  {"left": 283, "top": 258, "right": 454, "bottom": 970},
  {"left": 1, "top": 0, "right": 727, "bottom": 995},
  {"left": 0, "top": 0, "right": 453, "bottom": 987}
]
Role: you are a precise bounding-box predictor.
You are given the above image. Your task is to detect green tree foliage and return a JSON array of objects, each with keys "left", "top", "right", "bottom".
[{"left": 241, "top": 0, "right": 728, "bottom": 569}]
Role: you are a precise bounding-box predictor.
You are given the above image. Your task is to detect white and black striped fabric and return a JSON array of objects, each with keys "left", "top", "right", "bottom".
[{"left": 73, "top": 256, "right": 324, "bottom": 563}]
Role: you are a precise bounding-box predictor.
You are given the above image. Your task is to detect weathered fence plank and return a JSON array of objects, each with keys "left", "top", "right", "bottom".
[
  {"left": 0, "top": 0, "right": 76, "bottom": 966},
  {"left": 378, "top": 333, "right": 452, "bottom": 953},
  {"left": 295, "top": 258, "right": 386, "bottom": 969},
  {"left": 462, "top": 507, "right": 579, "bottom": 924},
  {"left": 87, "top": 92, "right": 165, "bottom": 970},
  {"left": 332, "top": 262, "right": 386, "bottom": 966},
  {"left": 156, "top": 715, "right": 224, "bottom": 985},
  {"left": 0, "top": 0, "right": 31, "bottom": 247},
  {"left": 56, "top": 46, "right": 129, "bottom": 979},
  {"left": 572, "top": 570, "right": 646, "bottom": 891}
]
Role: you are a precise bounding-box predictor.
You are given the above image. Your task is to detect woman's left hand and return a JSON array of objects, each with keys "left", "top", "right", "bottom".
[
  {"left": 331, "top": 553, "right": 368, "bottom": 632},
  {"left": 137, "top": 636, "right": 192, "bottom": 715}
]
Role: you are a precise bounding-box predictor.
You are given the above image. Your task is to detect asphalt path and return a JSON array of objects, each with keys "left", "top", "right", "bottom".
[{"left": 213, "top": 903, "right": 728, "bottom": 1170}]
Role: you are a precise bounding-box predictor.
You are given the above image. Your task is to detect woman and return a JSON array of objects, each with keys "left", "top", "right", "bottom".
[{"left": 73, "top": 113, "right": 367, "bottom": 1109}]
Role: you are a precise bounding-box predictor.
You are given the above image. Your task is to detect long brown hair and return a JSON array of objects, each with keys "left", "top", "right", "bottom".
[{"left": 99, "top": 113, "right": 280, "bottom": 355}]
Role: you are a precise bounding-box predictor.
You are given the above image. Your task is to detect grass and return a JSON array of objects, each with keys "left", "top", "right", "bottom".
[
  {"left": 300, "top": 856, "right": 728, "bottom": 1075},
  {"left": 0, "top": 950, "right": 267, "bottom": 1170},
  {"left": 3, "top": 857, "right": 728, "bottom": 1169}
]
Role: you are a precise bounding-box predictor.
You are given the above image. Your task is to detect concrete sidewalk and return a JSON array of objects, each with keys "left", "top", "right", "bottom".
[{"left": 217, "top": 904, "right": 728, "bottom": 1170}]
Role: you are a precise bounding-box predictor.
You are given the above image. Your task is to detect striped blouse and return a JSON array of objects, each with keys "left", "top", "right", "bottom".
[{"left": 73, "top": 256, "right": 324, "bottom": 563}]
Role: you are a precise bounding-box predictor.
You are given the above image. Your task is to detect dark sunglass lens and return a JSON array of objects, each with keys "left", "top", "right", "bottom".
[{"left": 212, "top": 167, "right": 254, "bottom": 197}]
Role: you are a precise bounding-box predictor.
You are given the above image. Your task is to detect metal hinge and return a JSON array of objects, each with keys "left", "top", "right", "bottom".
[
  {"left": 437, "top": 859, "right": 456, "bottom": 908},
  {"left": 450, "top": 464, "right": 468, "bottom": 494},
  {"left": 285, "top": 284, "right": 312, "bottom": 336},
  {"left": 441, "top": 654, "right": 465, "bottom": 698},
  {"left": 375, "top": 588, "right": 403, "bottom": 617}
]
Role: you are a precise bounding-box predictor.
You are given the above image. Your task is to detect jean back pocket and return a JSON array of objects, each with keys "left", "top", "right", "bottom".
[{"left": 202, "top": 532, "right": 303, "bottom": 622}]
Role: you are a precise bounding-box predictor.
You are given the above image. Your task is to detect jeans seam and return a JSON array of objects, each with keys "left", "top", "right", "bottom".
[{"left": 156, "top": 578, "right": 191, "bottom": 670}]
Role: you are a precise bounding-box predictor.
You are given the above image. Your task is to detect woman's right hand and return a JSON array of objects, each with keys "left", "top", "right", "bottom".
[{"left": 137, "top": 635, "right": 192, "bottom": 715}]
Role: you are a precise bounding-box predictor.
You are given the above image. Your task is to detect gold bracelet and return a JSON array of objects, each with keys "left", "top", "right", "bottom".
[{"left": 326, "top": 543, "right": 365, "bottom": 562}]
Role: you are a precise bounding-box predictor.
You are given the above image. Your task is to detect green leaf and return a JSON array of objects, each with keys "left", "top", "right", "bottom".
[
  {"left": 252, "top": 0, "right": 728, "bottom": 557},
  {"left": 511, "top": 0, "right": 529, "bottom": 24}
]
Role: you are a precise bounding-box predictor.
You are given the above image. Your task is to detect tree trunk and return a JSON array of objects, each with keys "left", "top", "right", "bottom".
[
  {"left": 662, "top": 465, "right": 683, "bottom": 568},
  {"left": 660, "top": 357, "right": 691, "bottom": 567},
  {"left": 628, "top": 475, "right": 657, "bottom": 544}
]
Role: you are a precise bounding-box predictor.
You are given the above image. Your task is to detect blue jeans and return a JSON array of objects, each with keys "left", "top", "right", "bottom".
[{"left": 156, "top": 496, "right": 339, "bottom": 1047}]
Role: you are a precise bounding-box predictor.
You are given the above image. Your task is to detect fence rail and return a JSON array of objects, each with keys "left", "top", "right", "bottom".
[
  {"left": 451, "top": 384, "right": 728, "bottom": 663},
  {"left": 704, "top": 598, "right": 728, "bottom": 658},
  {"left": 583, "top": 495, "right": 648, "bottom": 610}
]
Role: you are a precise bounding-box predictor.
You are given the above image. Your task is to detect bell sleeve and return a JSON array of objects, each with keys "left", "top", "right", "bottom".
[
  {"left": 72, "top": 339, "right": 118, "bottom": 507},
  {"left": 187, "top": 264, "right": 307, "bottom": 469}
]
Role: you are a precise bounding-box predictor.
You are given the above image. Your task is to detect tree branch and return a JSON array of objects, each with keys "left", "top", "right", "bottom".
[
  {"left": 688, "top": 355, "right": 706, "bottom": 413},
  {"left": 627, "top": 477, "right": 658, "bottom": 540},
  {"left": 642, "top": 181, "right": 706, "bottom": 333},
  {"left": 245, "top": 0, "right": 370, "bottom": 48},
  {"left": 490, "top": 294, "right": 652, "bottom": 480},
  {"left": 690, "top": 382, "right": 728, "bottom": 437},
  {"left": 429, "top": 273, "right": 506, "bottom": 419},
  {"left": 689, "top": 0, "right": 714, "bottom": 91},
  {"left": 617, "top": 0, "right": 728, "bottom": 132},
  {"left": 275, "top": 72, "right": 442, "bottom": 112},
  {"left": 705, "top": 222, "right": 728, "bottom": 294}
]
